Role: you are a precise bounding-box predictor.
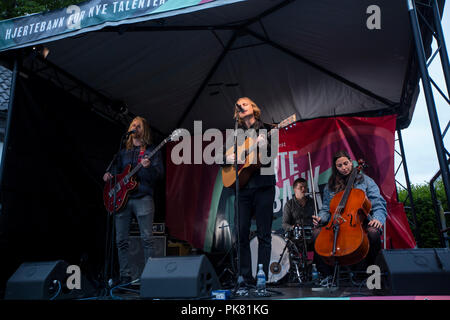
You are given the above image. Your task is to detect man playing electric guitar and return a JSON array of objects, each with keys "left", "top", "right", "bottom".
[{"left": 103, "top": 116, "right": 164, "bottom": 286}]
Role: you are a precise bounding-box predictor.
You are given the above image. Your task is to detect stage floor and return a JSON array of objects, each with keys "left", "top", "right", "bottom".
[
  {"left": 104, "top": 276, "right": 431, "bottom": 301},
  {"left": 106, "top": 282, "right": 450, "bottom": 301}
]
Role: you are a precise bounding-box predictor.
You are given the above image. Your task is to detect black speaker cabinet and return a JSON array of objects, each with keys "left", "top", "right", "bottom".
[
  {"left": 140, "top": 255, "right": 220, "bottom": 299},
  {"left": 4, "top": 260, "right": 96, "bottom": 300},
  {"left": 129, "top": 235, "right": 166, "bottom": 280},
  {"left": 377, "top": 248, "right": 450, "bottom": 295}
]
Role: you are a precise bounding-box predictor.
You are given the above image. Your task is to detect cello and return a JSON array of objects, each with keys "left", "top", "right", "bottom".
[{"left": 314, "top": 159, "right": 371, "bottom": 266}]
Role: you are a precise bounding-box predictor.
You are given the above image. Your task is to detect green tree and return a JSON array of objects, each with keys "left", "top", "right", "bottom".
[
  {"left": 398, "top": 179, "right": 449, "bottom": 248},
  {"left": 1, "top": 0, "right": 85, "bottom": 20}
]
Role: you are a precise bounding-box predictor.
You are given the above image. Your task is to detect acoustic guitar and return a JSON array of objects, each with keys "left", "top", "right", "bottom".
[{"left": 221, "top": 114, "right": 296, "bottom": 188}]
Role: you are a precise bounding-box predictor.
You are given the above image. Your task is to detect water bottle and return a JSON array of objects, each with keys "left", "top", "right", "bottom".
[
  {"left": 311, "top": 264, "right": 319, "bottom": 284},
  {"left": 256, "top": 264, "right": 266, "bottom": 295}
]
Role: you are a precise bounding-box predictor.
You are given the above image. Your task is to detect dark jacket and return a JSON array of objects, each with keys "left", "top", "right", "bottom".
[
  {"left": 223, "top": 119, "right": 276, "bottom": 189},
  {"left": 113, "top": 144, "right": 164, "bottom": 198},
  {"left": 242, "top": 119, "right": 276, "bottom": 189},
  {"left": 282, "top": 196, "right": 315, "bottom": 231}
]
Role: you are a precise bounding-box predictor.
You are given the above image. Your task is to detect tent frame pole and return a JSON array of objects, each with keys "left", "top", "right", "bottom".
[
  {"left": 176, "top": 31, "right": 239, "bottom": 128},
  {"left": 407, "top": 0, "right": 450, "bottom": 209},
  {"left": 396, "top": 128, "right": 421, "bottom": 247},
  {"left": 431, "top": 0, "right": 450, "bottom": 97},
  {"left": 0, "top": 57, "right": 18, "bottom": 188},
  {"left": 21, "top": 54, "right": 164, "bottom": 138},
  {"left": 244, "top": 27, "right": 396, "bottom": 108}
]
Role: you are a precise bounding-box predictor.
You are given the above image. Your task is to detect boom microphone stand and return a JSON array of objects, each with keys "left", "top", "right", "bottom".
[
  {"left": 102, "top": 130, "right": 133, "bottom": 293},
  {"left": 232, "top": 106, "right": 246, "bottom": 295},
  {"left": 216, "top": 221, "right": 237, "bottom": 285},
  {"left": 103, "top": 153, "right": 117, "bottom": 291}
]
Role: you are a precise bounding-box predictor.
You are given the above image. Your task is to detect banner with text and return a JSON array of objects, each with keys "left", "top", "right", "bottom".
[{"left": 0, "top": 0, "right": 225, "bottom": 51}]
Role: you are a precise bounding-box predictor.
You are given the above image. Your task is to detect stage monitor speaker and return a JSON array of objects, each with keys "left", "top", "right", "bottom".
[
  {"left": 140, "top": 255, "right": 220, "bottom": 299},
  {"left": 376, "top": 248, "right": 450, "bottom": 295},
  {"left": 129, "top": 236, "right": 166, "bottom": 280},
  {"left": 5, "top": 260, "right": 97, "bottom": 300}
]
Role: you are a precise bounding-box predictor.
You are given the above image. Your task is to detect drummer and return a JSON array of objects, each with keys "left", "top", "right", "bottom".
[
  {"left": 283, "top": 178, "right": 328, "bottom": 278},
  {"left": 282, "top": 178, "right": 315, "bottom": 235}
]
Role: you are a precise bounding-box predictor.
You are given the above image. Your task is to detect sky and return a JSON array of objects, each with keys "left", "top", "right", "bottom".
[{"left": 394, "top": 3, "right": 450, "bottom": 187}]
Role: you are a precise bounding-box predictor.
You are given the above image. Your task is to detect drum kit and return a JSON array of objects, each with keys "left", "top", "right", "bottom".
[
  {"left": 220, "top": 150, "right": 377, "bottom": 291},
  {"left": 250, "top": 225, "right": 314, "bottom": 284},
  {"left": 251, "top": 152, "right": 319, "bottom": 285}
]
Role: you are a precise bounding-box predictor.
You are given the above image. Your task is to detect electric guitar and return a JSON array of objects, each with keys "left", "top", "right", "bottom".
[
  {"left": 103, "top": 129, "right": 182, "bottom": 214},
  {"left": 221, "top": 114, "right": 296, "bottom": 188}
]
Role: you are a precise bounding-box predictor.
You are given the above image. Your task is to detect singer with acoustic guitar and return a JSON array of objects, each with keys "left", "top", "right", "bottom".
[
  {"left": 223, "top": 97, "right": 276, "bottom": 287},
  {"left": 103, "top": 116, "right": 164, "bottom": 286}
]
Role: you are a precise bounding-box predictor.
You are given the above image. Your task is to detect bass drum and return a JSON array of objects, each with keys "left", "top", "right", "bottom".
[{"left": 250, "top": 233, "right": 290, "bottom": 283}]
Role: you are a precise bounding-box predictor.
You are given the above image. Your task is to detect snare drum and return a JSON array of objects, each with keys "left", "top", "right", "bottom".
[
  {"left": 250, "top": 234, "right": 290, "bottom": 283},
  {"left": 292, "top": 225, "right": 313, "bottom": 241}
]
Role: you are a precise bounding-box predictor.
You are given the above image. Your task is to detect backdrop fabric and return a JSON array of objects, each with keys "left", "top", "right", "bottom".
[{"left": 165, "top": 114, "right": 416, "bottom": 252}]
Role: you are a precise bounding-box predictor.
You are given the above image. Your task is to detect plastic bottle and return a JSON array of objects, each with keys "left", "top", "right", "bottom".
[
  {"left": 311, "top": 263, "right": 319, "bottom": 283},
  {"left": 256, "top": 264, "right": 266, "bottom": 295}
]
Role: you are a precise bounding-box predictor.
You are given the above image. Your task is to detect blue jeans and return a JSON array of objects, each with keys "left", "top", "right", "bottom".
[{"left": 115, "top": 195, "right": 154, "bottom": 278}]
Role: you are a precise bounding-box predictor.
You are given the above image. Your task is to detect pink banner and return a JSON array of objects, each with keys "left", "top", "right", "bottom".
[
  {"left": 165, "top": 115, "right": 416, "bottom": 251},
  {"left": 275, "top": 115, "right": 415, "bottom": 249}
]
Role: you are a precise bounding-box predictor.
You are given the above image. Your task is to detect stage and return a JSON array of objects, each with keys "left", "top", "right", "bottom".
[
  {"left": 100, "top": 281, "right": 450, "bottom": 301},
  {"left": 98, "top": 264, "right": 450, "bottom": 301}
]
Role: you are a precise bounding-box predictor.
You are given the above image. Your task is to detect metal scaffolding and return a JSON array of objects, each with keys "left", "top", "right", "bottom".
[
  {"left": 395, "top": 129, "right": 421, "bottom": 247},
  {"left": 406, "top": 0, "right": 450, "bottom": 247},
  {"left": 407, "top": 0, "right": 450, "bottom": 209}
]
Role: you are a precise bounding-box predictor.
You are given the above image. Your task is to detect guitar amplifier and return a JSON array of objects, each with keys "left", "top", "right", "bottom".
[
  {"left": 152, "top": 223, "right": 165, "bottom": 235},
  {"left": 129, "top": 236, "right": 167, "bottom": 280},
  {"left": 130, "top": 222, "right": 165, "bottom": 236}
]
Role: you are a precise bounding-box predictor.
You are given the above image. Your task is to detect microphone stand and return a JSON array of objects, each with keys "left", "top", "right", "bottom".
[
  {"left": 102, "top": 132, "right": 129, "bottom": 294},
  {"left": 299, "top": 216, "right": 309, "bottom": 281},
  {"left": 232, "top": 114, "right": 246, "bottom": 295},
  {"left": 307, "top": 152, "right": 319, "bottom": 218}
]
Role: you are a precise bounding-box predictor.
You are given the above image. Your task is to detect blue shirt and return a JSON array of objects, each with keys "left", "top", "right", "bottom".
[{"left": 318, "top": 173, "right": 387, "bottom": 225}]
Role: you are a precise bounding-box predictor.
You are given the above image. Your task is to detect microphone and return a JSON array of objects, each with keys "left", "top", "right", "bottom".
[
  {"left": 235, "top": 103, "right": 245, "bottom": 113},
  {"left": 125, "top": 130, "right": 136, "bottom": 137}
]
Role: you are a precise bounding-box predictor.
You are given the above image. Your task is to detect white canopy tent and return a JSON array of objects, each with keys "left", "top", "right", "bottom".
[{"left": 0, "top": 0, "right": 432, "bottom": 134}]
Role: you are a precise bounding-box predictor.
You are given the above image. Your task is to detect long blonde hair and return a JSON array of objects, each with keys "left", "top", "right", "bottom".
[
  {"left": 125, "top": 116, "right": 152, "bottom": 150},
  {"left": 234, "top": 97, "right": 262, "bottom": 126}
]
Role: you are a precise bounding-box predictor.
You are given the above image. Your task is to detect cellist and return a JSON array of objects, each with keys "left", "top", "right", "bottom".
[{"left": 312, "top": 150, "right": 387, "bottom": 276}]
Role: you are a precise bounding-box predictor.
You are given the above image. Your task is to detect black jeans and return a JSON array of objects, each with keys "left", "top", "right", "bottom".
[
  {"left": 115, "top": 196, "right": 154, "bottom": 279},
  {"left": 237, "top": 185, "right": 275, "bottom": 282}
]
